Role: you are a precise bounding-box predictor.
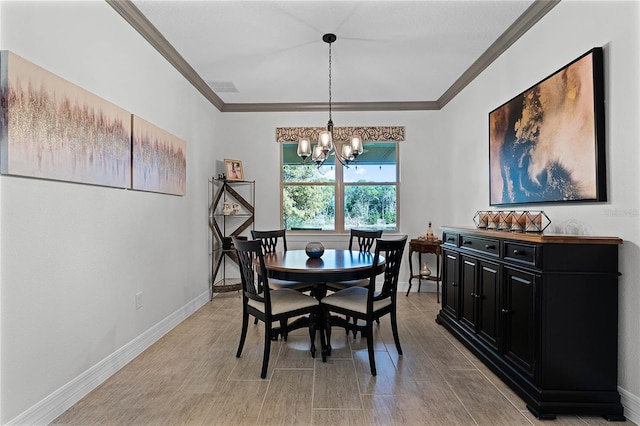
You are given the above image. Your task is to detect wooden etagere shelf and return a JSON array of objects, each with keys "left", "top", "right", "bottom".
[{"left": 208, "top": 179, "right": 255, "bottom": 296}]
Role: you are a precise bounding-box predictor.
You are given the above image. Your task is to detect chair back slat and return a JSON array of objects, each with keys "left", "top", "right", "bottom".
[
  {"left": 349, "top": 229, "right": 383, "bottom": 253},
  {"left": 251, "top": 229, "right": 288, "bottom": 253},
  {"left": 370, "top": 236, "right": 408, "bottom": 302},
  {"left": 233, "top": 237, "right": 269, "bottom": 306}
]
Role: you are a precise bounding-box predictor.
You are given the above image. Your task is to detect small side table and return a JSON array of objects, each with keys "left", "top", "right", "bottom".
[{"left": 407, "top": 238, "right": 442, "bottom": 301}]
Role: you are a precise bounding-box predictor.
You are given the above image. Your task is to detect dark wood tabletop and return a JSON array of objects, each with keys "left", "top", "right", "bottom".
[{"left": 262, "top": 249, "right": 385, "bottom": 283}]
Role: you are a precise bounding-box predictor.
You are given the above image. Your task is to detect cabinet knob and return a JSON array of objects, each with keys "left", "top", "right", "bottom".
[
  {"left": 452, "top": 282, "right": 457, "bottom": 287},
  {"left": 513, "top": 249, "right": 525, "bottom": 256},
  {"left": 447, "top": 237, "right": 455, "bottom": 242},
  {"left": 485, "top": 244, "right": 496, "bottom": 250},
  {"left": 501, "top": 308, "right": 509, "bottom": 314},
  {"left": 463, "top": 241, "right": 472, "bottom": 245}
]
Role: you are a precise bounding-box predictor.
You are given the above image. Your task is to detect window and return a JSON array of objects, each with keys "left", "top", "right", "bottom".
[{"left": 282, "top": 142, "right": 398, "bottom": 232}]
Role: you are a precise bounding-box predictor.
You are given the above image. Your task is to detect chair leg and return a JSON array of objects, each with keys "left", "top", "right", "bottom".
[
  {"left": 366, "top": 320, "right": 377, "bottom": 376},
  {"left": 309, "top": 313, "right": 317, "bottom": 358},
  {"left": 280, "top": 319, "right": 288, "bottom": 341},
  {"left": 324, "top": 308, "right": 332, "bottom": 357},
  {"left": 236, "top": 313, "right": 249, "bottom": 358},
  {"left": 318, "top": 312, "right": 328, "bottom": 362},
  {"left": 390, "top": 310, "right": 403, "bottom": 355},
  {"left": 261, "top": 321, "right": 272, "bottom": 379}
]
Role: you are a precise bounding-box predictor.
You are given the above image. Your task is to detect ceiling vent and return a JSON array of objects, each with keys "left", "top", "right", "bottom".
[{"left": 208, "top": 81, "right": 239, "bottom": 93}]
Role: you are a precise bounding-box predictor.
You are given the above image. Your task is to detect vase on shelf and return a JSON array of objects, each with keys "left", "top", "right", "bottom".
[{"left": 420, "top": 261, "right": 431, "bottom": 278}]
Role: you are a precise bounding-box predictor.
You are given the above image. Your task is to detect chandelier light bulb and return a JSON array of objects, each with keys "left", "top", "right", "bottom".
[
  {"left": 350, "top": 135, "right": 363, "bottom": 157},
  {"left": 297, "top": 138, "right": 311, "bottom": 159},
  {"left": 312, "top": 145, "right": 326, "bottom": 165},
  {"left": 341, "top": 144, "right": 353, "bottom": 162},
  {"left": 318, "top": 130, "right": 333, "bottom": 152}
]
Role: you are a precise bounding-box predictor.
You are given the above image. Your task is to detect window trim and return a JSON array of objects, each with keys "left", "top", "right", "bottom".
[{"left": 280, "top": 141, "right": 400, "bottom": 234}]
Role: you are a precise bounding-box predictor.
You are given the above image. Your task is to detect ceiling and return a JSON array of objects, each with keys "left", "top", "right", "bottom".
[{"left": 111, "top": 0, "right": 558, "bottom": 112}]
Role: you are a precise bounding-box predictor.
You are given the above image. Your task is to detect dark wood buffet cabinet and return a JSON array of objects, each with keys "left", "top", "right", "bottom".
[{"left": 436, "top": 226, "right": 625, "bottom": 421}]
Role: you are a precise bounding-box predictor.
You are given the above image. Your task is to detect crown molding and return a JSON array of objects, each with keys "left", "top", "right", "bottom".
[
  {"left": 222, "top": 101, "right": 438, "bottom": 113},
  {"left": 437, "top": 0, "right": 560, "bottom": 108},
  {"left": 109, "top": 0, "right": 559, "bottom": 113},
  {"left": 106, "top": 0, "right": 225, "bottom": 110}
]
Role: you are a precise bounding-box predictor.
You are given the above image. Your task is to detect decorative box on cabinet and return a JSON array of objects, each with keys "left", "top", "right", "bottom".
[
  {"left": 208, "top": 178, "right": 255, "bottom": 296},
  {"left": 436, "top": 226, "right": 624, "bottom": 421}
]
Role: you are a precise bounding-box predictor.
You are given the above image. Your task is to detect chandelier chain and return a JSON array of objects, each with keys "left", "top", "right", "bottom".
[{"left": 328, "top": 41, "right": 332, "bottom": 122}]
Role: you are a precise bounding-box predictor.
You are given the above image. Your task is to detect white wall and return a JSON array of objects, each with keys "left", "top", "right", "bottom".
[
  {"left": 0, "top": 1, "right": 219, "bottom": 423},
  {"left": 217, "top": 110, "right": 447, "bottom": 235},
  {"left": 438, "top": 0, "right": 640, "bottom": 418},
  {"left": 1, "top": 0, "right": 639, "bottom": 424}
]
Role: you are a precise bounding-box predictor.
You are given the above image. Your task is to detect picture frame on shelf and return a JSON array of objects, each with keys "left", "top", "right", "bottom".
[{"left": 224, "top": 159, "right": 244, "bottom": 181}]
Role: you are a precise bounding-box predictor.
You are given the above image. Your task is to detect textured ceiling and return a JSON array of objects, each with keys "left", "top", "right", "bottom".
[{"left": 124, "top": 0, "right": 555, "bottom": 110}]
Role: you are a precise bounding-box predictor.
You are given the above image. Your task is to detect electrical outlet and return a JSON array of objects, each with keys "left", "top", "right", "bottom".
[{"left": 135, "top": 292, "right": 143, "bottom": 310}]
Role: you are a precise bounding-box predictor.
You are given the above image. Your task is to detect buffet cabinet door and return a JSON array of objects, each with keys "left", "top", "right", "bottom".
[
  {"left": 476, "top": 259, "right": 500, "bottom": 351},
  {"left": 441, "top": 249, "right": 460, "bottom": 319},
  {"left": 458, "top": 254, "right": 500, "bottom": 351},
  {"left": 502, "top": 267, "right": 537, "bottom": 379}
]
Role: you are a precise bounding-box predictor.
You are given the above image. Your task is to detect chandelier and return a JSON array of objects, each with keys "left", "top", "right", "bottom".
[{"left": 297, "top": 33, "right": 363, "bottom": 167}]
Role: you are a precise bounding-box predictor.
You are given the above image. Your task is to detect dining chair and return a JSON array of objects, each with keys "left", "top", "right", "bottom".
[
  {"left": 320, "top": 235, "right": 408, "bottom": 376},
  {"left": 326, "top": 229, "right": 383, "bottom": 335},
  {"left": 326, "top": 229, "right": 383, "bottom": 291},
  {"left": 233, "top": 237, "right": 324, "bottom": 379},
  {"left": 250, "top": 229, "right": 316, "bottom": 333},
  {"left": 251, "top": 229, "right": 313, "bottom": 292}
]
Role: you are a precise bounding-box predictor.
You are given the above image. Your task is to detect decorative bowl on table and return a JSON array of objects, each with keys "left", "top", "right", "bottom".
[{"left": 305, "top": 242, "right": 325, "bottom": 259}]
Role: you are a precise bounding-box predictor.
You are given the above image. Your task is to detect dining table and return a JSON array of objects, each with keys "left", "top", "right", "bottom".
[
  {"left": 262, "top": 248, "right": 385, "bottom": 285},
  {"left": 260, "top": 249, "right": 386, "bottom": 354}
]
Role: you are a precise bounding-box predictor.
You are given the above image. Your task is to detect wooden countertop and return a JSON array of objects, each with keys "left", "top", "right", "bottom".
[{"left": 441, "top": 226, "right": 623, "bottom": 245}]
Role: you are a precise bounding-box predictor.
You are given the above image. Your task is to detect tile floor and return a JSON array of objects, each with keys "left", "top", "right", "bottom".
[{"left": 53, "top": 291, "right": 635, "bottom": 425}]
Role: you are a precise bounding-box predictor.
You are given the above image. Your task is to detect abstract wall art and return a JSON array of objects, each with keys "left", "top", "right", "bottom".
[
  {"left": 489, "top": 47, "right": 606, "bottom": 206},
  {"left": 0, "top": 51, "right": 131, "bottom": 188},
  {"left": 132, "top": 115, "right": 186, "bottom": 196}
]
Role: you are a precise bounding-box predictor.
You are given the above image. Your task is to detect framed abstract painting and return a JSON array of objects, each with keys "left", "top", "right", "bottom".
[
  {"left": 132, "top": 115, "right": 186, "bottom": 195},
  {"left": 489, "top": 47, "right": 606, "bottom": 206},
  {"left": 0, "top": 51, "right": 131, "bottom": 188}
]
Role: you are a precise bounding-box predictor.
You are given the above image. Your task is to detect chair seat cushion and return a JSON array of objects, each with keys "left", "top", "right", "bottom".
[
  {"left": 269, "top": 278, "right": 312, "bottom": 291},
  {"left": 320, "top": 287, "right": 391, "bottom": 314},
  {"left": 248, "top": 288, "right": 319, "bottom": 315},
  {"left": 326, "top": 279, "right": 369, "bottom": 290}
]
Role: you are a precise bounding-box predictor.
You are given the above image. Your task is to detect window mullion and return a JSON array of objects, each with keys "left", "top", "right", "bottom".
[{"left": 335, "top": 164, "right": 345, "bottom": 233}]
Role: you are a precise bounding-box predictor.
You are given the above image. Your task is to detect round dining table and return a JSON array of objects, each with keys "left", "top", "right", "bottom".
[
  {"left": 260, "top": 249, "right": 386, "bottom": 352},
  {"left": 261, "top": 249, "right": 385, "bottom": 284}
]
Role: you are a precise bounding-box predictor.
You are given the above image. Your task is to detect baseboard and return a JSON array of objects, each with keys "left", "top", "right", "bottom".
[
  {"left": 620, "top": 386, "right": 640, "bottom": 424},
  {"left": 398, "top": 280, "right": 437, "bottom": 294},
  {"left": 7, "top": 290, "right": 211, "bottom": 426}
]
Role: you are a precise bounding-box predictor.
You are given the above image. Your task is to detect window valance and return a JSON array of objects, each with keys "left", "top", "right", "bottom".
[{"left": 276, "top": 126, "right": 404, "bottom": 143}]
